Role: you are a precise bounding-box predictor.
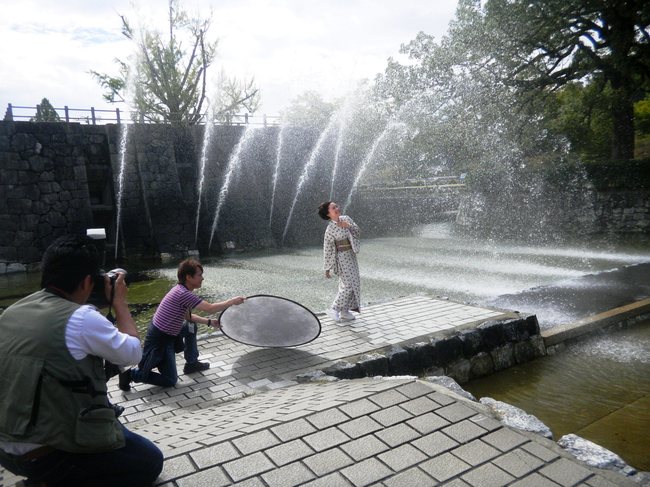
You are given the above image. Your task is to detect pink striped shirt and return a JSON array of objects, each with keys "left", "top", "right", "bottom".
[{"left": 152, "top": 284, "right": 203, "bottom": 336}]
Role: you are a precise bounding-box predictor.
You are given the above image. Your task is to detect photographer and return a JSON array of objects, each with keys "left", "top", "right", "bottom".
[{"left": 0, "top": 235, "right": 163, "bottom": 486}]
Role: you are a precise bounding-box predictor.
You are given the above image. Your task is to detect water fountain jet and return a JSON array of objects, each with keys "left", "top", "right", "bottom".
[
  {"left": 281, "top": 111, "right": 341, "bottom": 244},
  {"left": 194, "top": 105, "right": 216, "bottom": 245},
  {"left": 114, "top": 122, "right": 130, "bottom": 260},
  {"left": 269, "top": 122, "right": 286, "bottom": 227},
  {"left": 342, "top": 120, "right": 408, "bottom": 213},
  {"left": 208, "top": 126, "right": 257, "bottom": 249}
]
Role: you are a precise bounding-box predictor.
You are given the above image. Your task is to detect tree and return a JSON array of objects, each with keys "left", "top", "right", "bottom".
[
  {"left": 543, "top": 81, "right": 615, "bottom": 162},
  {"left": 373, "top": 11, "right": 548, "bottom": 175},
  {"left": 280, "top": 91, "right": 337, "bottom": 130},
  {"left": 636, "top": 95, "right": 650, "bottom": 134},
  {"left": 477, "top": 0, "right": 650, "bottom": 161},
  {"left": 91, "top": 0, "right": 259, "bottom": 125},
  {"left": 31, "top": 98, "right": 60, "bottom": 122}
]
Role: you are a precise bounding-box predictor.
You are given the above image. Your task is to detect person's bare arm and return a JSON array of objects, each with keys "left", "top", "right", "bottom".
[{"left": 195, "top": 296, "right": 246, "bottom": 315}]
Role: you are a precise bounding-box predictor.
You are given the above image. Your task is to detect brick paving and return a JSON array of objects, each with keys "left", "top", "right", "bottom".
[
  {"left": 0, "top": 296, "right": 636, "bottom": 486},
  {"left": 109, "top": 295, "right": 507, "bottom": 428}
]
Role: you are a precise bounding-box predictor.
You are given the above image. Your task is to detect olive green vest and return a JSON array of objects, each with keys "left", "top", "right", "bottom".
[{"left": 0, "top": 289, "right": 125, "bottom": 452}]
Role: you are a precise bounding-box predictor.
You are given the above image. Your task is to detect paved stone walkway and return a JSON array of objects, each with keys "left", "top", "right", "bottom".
[
  {"left": 111, "top": 295, "right": 508, "bottom": 428},
  {"left": 141, "top": 378, "right": 632, "bottom": 487},
  {"left": 1, "top": 296, "right": 636, "bottom": 486}
]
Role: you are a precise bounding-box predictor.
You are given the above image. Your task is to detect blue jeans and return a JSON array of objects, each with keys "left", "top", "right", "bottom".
[
  {"left": 0, "top": 425, "right": 163, "bottom": 487},
  {"left": 181, "top": 321, "right": 199, "bottom": 365},
  {"left": 131, "top": 322, "right": 199, "bottom": 387}
]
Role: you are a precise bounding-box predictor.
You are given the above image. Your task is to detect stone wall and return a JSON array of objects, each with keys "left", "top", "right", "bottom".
[
  {"left": 0, "top": 122, "right": 100, "bottom": 270},
  {"left": 311, "top": 315, "right": 546, "bottom": 385},
  {"left": 2, "top": 119, "right": 649, "bottom": 273},
  {"left": 0, "top": 120, "right": 263, "bottom": 271},
  {"left": 592, "top": 190, "right": 650, "bottom": 233},
  {"left": 456, "top": 187, "right": 650, "bottom": 238}
]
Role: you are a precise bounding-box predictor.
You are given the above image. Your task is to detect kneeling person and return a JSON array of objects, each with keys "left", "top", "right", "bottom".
[{"left": 120, "top": 258, "right": 245, "bottom": 390}]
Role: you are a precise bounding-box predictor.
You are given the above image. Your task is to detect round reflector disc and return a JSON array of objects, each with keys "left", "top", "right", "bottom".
[{"left": 219, "top": 294, "right": 321, "bottom": 347}]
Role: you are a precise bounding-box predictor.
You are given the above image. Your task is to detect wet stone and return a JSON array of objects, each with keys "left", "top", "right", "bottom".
[
  {"left": 458, "top": 329, "right": 485, "bottom": 357},
  {"left": 431, "top": 336, "right": 464, "bottom": 366},
  {"left": 386, "top": 346, "right": 411, "bottom": 375}
]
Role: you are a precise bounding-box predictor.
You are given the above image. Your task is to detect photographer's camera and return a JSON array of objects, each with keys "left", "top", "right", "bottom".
[{"left": 89, "top": 268, "right": 127, "bottom": 307}]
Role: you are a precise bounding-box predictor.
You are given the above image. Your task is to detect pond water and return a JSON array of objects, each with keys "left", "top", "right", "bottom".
[
  {"left": 155, "top": 222, "right": 650, "bottom": 326},
  {"left": 2, "top": 223, "right": 650, "bottom": 331},
  {"left": 463, "top": 323, "right": 650, "bottom": 471}
]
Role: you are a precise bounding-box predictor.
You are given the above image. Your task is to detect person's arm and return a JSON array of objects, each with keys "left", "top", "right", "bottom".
[
  {"left": 343, "top": 216, "right": 360, "bottom": 252},
  {"left": 194, "top": 296, "right": 245, "bottom": 315},
  {"left": 187, "top": 313, "right": 212, "bottom": 326},
  {"left": 344, "top": 216, "right": 360, "bottom": 239},
  {"left": 66, "top": 306, "right": 142, "bottom": 365},
  {"left": 109, "top": 273, "right": 139, "bottom": 339},
  {"left": 323, "top": 227, "right": 336, "bottom": 278}
]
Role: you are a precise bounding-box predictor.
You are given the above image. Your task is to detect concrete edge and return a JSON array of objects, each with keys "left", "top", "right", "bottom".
[{"left": 541, "top": 297, "right": 650, "bottom": 347}]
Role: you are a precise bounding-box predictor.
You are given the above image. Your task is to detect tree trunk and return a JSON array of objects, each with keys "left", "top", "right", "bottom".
[{"left": 609, "top": 87, "right": 635, "bottom": 161}]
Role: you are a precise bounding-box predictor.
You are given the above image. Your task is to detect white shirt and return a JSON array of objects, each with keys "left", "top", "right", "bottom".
[
  {"left": 66, "top": 305, "right": 141, "bottom": 365},
  {"left": 0, "top": 305, "right": 141, "bottom": 455}
]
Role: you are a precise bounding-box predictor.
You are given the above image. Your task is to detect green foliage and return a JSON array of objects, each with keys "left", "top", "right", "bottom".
[
  {"left": 635, "top": 96, "right": 650, "bottom": 134},
  {"left": 582, "top": 158, "right": 650, "bottom": 189},
  {"left": 31, "top": 98, "right": 60, "bottom": 122},
  {"left": 91, "top": 0, "right": 259, "bottom": 125},
  {"left": 373, "top": 0, "right": 649, "bottom": 168},
  {"left": 280, "top": 91, "right": 337, "bottom": 130},
  {"left": 543, "top": 82, "right": 614, "bottom": 162},
  {"left": 478, "top": 0, "right": 650, "bottom": 161}
]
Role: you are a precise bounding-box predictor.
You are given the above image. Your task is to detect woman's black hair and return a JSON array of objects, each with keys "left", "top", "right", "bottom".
[{"left": 318, "top": 201, "right": 332, "bottom": 220}]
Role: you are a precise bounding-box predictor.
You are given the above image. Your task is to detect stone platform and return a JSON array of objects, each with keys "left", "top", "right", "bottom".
[{"left": 1, "top": 296, "right": 637, "bottom": 486}]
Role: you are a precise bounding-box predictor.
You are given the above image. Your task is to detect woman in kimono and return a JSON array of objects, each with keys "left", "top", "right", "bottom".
[{"left": 318, "top": 201, "right": 361, "bottom": 322}]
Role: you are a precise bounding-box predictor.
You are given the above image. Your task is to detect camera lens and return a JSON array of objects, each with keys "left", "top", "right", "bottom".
[{"left": 88, "top": 270, "right": 109, "bottom": 307}]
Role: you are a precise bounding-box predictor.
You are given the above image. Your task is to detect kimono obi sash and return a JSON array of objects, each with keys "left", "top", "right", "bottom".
[{"left": 335, "top": 238, "right": 352, "bottom": 252}]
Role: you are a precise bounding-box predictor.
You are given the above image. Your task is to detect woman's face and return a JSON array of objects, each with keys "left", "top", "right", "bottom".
[
  {"left": 185, "top": 269, "right": 204, "bottom": 290},
  {"left": 327, "top": 202, "right": 341, "bottom": 220}
]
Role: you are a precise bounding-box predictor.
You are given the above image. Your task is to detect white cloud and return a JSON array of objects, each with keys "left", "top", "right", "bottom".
[{"left": 0, "top": 0, "right": 458, "bottom": 117}]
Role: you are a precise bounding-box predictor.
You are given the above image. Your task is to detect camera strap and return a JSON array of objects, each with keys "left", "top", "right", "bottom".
[{"left": 105, "top": 282, "right": 117, "bottom": 324}]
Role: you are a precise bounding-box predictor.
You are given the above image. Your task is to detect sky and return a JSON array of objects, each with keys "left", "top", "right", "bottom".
[{"left": 0, "top": 0, "right": 459, "bottom": 120}]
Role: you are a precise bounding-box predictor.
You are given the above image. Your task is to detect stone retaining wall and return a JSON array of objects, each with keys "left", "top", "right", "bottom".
[
  {"left": 456, "top": 173, "right": 650, "bottom": 239},
  {"left": 2, "top": 119, "right": 649, "bottom": 272},
  {"left": 592, "top": 189, "right": 650, "bottom": 233},
  {"left": 0, "top": 122, "right": 103, "bottom": 267},
  {"left": 313, "top": 315, "right": 546, "bottom": 384}
]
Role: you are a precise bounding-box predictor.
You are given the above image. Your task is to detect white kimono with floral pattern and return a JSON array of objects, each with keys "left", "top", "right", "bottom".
[{"left": 323, "top": 215, "right": 360, "bottom": 312}]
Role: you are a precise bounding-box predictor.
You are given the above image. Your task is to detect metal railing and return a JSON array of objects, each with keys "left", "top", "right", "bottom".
[{"left": 3, "top": 103, "right": 280, "bottom": 126}]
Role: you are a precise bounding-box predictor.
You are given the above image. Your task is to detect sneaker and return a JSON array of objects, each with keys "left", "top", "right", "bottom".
[
  {"left": 340, "top": 310, "right": 356, "bottom": 321},
  {"left": 327, "top": 308, "right": 340, "bottom": 322},
  {"left": 184, "top": 361, "right": 210, "bottom": 374},
  {"left": 118, "top": 369, "right": 132, "bottom": 391}
]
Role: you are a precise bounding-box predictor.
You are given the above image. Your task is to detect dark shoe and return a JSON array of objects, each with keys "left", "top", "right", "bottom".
[
  {"left": 183, "top": 361, "right": 210, "bottom": 374},
  {"left": 118, "top": 369, "right": 132, "bottom": 391},
  {"left": 112, "top": 404, "right": 125, "bottom": 417}
]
